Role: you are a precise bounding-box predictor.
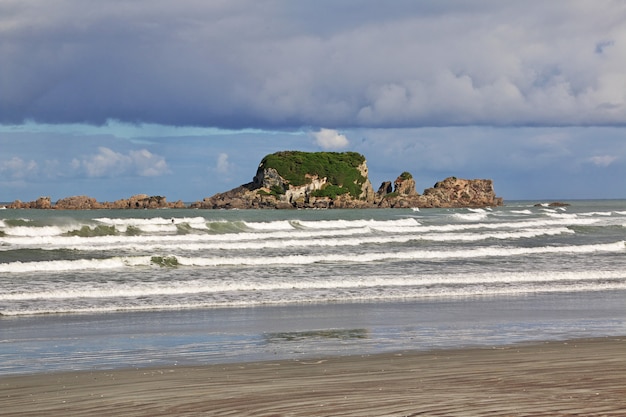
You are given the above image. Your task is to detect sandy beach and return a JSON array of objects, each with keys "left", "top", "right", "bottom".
[{"left": 2, "top": 336, "right": 625, "bottom": 416}]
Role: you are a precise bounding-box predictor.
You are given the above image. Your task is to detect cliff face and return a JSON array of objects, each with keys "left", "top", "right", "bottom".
[{"left": 194, "top": 152, "right": 503, "bottom": 209}]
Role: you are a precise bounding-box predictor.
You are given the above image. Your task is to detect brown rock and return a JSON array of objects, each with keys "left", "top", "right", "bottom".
[
  {"left": 421, "top": 177, "right": 502, "bottom": 207},
  {"left": 9, "top": 197, "right": 53, "bottom": 209},
  {"left": 170, "top": 200, "right": 186, "bottom": 208},
  {"left": 8, "top": 194, "right": 185, "bottom": 210},
  {"left": 7, "top": 200, "right": 26, "bottom": 209},
  {"left": 377, "top": 181, "right": 393, "bottom": 196},
  {"left": 34, "top": 197, "right": 52, "bottom": 209},
  {"left": 55, "top": 196, "right": 101, "bottom": 210},
  {"left": 534, "top": 202, "right": 570, "bottom": 207},
  {"left": 378, "top": 177, "right": 502, "bottom": 208},
  {"left": 394, "top": 173, "right": 417, "bottom": 196},
  {"left": 106, "top": 194, "right": 171, "bottom": 209}
]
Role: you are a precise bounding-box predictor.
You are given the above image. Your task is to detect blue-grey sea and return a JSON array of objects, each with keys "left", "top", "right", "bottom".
[{"left": 1, "top": 201, "right": 625, "bottom": 375}]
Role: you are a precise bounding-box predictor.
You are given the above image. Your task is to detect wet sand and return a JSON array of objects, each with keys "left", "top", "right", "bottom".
[{"left": 2, "top": 337, "right": 625, "bottom": 416}]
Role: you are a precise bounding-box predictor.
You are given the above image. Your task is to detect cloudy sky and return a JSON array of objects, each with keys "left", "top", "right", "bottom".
[{"left": 1, "top": 0, "right": 625, "bottom": 202}]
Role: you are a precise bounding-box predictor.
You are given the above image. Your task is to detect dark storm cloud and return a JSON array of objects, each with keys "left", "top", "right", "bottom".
[{"left": 1, "top": 0, "right": 625, "bottom": 128}]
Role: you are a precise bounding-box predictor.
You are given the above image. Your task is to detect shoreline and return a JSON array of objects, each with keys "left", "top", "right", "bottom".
[
  {"left": 2, "top": 336, "right": 625, "bottom": 416},
  {"left": 5, "top": 291, "right": 626, "bottom": 377}
]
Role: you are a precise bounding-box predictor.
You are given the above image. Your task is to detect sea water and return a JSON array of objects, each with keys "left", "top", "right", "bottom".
[{"left": 1, "top": 201, "right": 625, "bottom": 374}]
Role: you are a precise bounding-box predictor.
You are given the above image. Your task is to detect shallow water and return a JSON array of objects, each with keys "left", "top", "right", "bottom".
[{"left": 2, "top": 290, "right": 625, "bottom": 375}]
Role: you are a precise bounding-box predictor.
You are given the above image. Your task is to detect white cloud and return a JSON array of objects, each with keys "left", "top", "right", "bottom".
[
  {"left": 0, "top": 157, "right": 39, "bottom": 179},
  {"left": 589, "top": 155, "right": 617, "bottom": 167},
  {"left": 129, "top": 149, "right": 169, "bottom": 177},
  {"left": 83, "top": 147, "right": 131, "bottom": 177},
  {"left": 215, "top": 153, "right": 233, "bottom": 174},
  {"left": 76, "top": 147, "right": 169, "bottom": 177},
  {"left": 313, "top": 128, "right": 349, "bottom": 150}
]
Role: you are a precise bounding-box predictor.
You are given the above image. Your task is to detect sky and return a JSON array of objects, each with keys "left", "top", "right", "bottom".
[{"left": 1, "top": 0, "right": 625, "bottom": 202}]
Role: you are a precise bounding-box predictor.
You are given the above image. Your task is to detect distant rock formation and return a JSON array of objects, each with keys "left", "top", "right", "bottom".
[
  {"left": 7, "top": 197, "right": 53, "bottom": 209},
  {"left": 7, "top": 195, "right": 185, "bottom": 210},
  {"left": 54, "top": 196, "right": 100, "bottom": 210},
  {"left": 534, "top": 202, "right": 570, "bottom": 207},
  {"left": 104, "top": 194, "right": 185, "bottom": 210},
  {"left": 378, "top": 176, "right": 503, "bottom": 208},
  {"left": 192, "top": 151, "right": 503, "bottom": 209}
]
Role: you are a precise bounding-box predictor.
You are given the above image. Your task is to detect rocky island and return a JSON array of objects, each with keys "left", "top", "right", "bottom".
[
  {"left": 5, "top": 151, "right": 503, "bottom": 210},
  {"left": 191, "top": 151, "right": 503, "bottom": 209}
]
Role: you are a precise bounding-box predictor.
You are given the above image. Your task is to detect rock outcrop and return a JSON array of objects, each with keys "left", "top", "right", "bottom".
[
  {"left": 393, "top": 172, "right": 418, "bottom": 196},
  {"left": 8, "top": 195, "right": 185, "bottom": 210},
  {"left": 379, "top": 176, "right": 503, "bottom": 208},
  {"left": 377, "top": 181, "right": 393, "bottom": 195},
  {"left": 106, "top": 194, "right": 184, "bottom": 209},
  {"left": 194, "top": 152, "right": 503, "bottom": 209},
  {"left": 55, "top": 196, "right": 100, "bottom": 210},
  {"left": 7, "top": 197, "right": 52, "bottom": 209},
  {"left": 534, "top": 202, "right": 570, "bottom": 207}
]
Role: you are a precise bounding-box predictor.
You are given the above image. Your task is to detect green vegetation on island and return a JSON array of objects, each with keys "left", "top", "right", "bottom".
[{"left": 259, "top": 151, "right": 367, "bottom": 198}]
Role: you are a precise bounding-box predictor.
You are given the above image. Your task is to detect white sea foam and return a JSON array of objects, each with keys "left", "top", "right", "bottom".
[
  {"left": 2, "top": 239, "right": 621, "bottom": 273},
  {"left": 295, "top": 217, "right": 421, "bottom": 230},
  {"left": 579, "top": 211, "right": 614, "bottom": 217},
  {"left": 3, "top": 225, "right": 69, "bottom": 237},
  {"left": 452, "top": 212, "right": 489, "bottom": 221},
  {"left": 95, "top": 216, "right": 210, "bottom": 233},
  {"left": 511, "top": 209, "right": 532, "bottom": 215},
  {"left": 0, "top": 226, "right": 377, "bottom": 249},
  {"left": 414, "top": 217, "right": 598, "bottom": 233},
  {"left": 0, "top": 215, "right": 596, "bottom": 251},
  {"left": 0, "top": 214, "right": 601, "bottom": 241},
  {"left": 5, "top": 269, "right": 624, "bottom": 302},
  {"left": 0, "top": 256, "right": 153, "bottom": 273},
  {"left": 173, "top": 241, "right": 625, "bottom": 266},
  {"left": 3, "top": 270, "right": 625, "bottom": 316},
  {"left": 243, "top": 220, "right": 295, "bottom": 231},
  {"left": 0, "top": 227, "right": 573, "bottom": 253},
  {"left": 544, "top": 212, "right": 578, "bottom": 219},
  {"left": 95, "top": 216, "right": 206, "bottom": 226},
  {"left": 2, "top": 217, "right": 419, "bottom": 238}
]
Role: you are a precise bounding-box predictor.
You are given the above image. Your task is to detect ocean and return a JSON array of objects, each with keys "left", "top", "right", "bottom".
[{"left": 1, "top": 200, "right": 625, "bottom": 375}]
